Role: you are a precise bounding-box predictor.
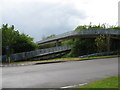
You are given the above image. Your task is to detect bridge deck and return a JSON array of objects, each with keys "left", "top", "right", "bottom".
[{"left": 36, "top": 29, "right": 120, "bottom": 44}]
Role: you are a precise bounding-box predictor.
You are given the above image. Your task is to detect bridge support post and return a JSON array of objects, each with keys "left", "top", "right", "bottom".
[
  {"left": 56, "top": 40, "right": 61, "bottom": 47},
  {"left": 106, "top": 34, "right": 110, "bottom": 52}
]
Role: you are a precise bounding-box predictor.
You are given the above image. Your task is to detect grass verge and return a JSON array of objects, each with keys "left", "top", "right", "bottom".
[
  {"left": 75, "top": 76, "right": 119, "bottom": 89},
  {"left": 11, "top": 54, "right": 120, "bottom": 64}
]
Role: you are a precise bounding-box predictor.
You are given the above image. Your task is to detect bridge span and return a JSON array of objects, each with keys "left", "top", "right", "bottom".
[
  {"left": 2, "top": 28, "right": 120, "bottom": 62},
  {"left": 36, "top": 28, "right": 120, "bottom": 45}
]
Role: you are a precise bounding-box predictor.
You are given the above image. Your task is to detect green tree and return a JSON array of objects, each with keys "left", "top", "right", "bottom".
[
  {"left": 61, "top": 39, "right": 73, "bottom": 46},
  {"left": 1, "top": 24, "right": 38, "bottom": 63},
  {"left": 1, "top": 24, "right": 19, "bottom": 63},
  {"left": 70, "top": 38, "right": 96, "bottom": 57},
  {"left": 95, "top": 34, "right": 107, "bottom": 52},
  {"left": 74, "top": 25, "right": 87, "bottom": 31},
  {"left": 12, "top": 33, "right": 38, "bottom": 53}
]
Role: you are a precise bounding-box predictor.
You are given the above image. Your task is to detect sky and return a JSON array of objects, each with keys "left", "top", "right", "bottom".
[{"left": 1, "top": 0, "right": 119, "bottom": 42}]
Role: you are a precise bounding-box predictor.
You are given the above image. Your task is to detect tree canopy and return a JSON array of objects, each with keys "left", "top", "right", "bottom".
[{"left": 1, "top": 24, "right": 38, "bottom": 55}]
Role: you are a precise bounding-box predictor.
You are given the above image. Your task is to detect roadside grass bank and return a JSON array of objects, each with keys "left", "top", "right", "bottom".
[
  {"left": 74, "top": 76, "right": 120, "bottom": 89},
  {"left": 10, "top": 54, "right": 120, "bottom": 64}
]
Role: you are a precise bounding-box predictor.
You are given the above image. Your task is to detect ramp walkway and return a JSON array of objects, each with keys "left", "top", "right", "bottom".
[{"left": 2, "top": 46, "right": 71, "bottom": 62}]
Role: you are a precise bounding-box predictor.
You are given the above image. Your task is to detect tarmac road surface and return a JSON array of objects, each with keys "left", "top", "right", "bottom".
[{"left": 2, "top": 57, "right": 119, "bottom": 88}]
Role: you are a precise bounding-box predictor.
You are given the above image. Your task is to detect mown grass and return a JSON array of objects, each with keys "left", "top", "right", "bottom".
[
  {"left": 74, "top": 76, "right": 119, "bottom": 89},
  {"left": 11, "top": 54, "right": 120, "bottom": 64}
]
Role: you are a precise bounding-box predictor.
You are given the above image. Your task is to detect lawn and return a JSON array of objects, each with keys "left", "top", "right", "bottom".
[{"left": 75, "top": 76, "right": 119, "bottom": 89}]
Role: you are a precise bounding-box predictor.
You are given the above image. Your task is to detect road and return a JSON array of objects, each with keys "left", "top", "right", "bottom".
[{"left": 2, "top": 57, "right": 119, "bottom": 88}]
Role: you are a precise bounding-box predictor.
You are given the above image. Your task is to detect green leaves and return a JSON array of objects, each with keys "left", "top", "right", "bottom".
[
  {"left": 2, "top": 24, "right": 19, "bottom": 55},
  {"left": 74, "top": 25, "right": 87, "bottom": 31},
  {"left": 95, "top": 35, "right": 107, "bottom": 52},
  {"left": 62, "top": 38, "right": 97, "bottom": 57},
  {"left": 61, "top": 39, "right": 73, "bottom": 46},
  {"left": 74, "top": 23, "right": 120, "bottom": 32},
  {"left": 1, "top": 24, "right": 38, "bottom": 55},
  {"left": 74, "top": 23, "right": 120, "bottom": 31}
]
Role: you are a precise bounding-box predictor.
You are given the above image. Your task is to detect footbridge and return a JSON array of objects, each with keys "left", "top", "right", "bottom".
[
  {"left": 2, "top": 28, "right": 120, "bottom": 62},
  {"left": 36, "top": 28, "right": 120, "bottom": 45}
]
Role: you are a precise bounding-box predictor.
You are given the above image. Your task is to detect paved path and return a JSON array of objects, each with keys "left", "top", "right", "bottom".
[{"left": 2, "top": 57, "right": 119, "bottom": 88}]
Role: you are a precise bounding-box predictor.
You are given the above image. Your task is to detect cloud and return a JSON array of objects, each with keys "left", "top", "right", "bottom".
[
  {"left": 1, "top": 0, "right": 119, "bottom": 42},
  {"left": 2, "top": 1, "right": 86, "bottom": 42}
]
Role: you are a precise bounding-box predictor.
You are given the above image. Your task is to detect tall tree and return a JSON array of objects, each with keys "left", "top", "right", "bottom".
[
  {"left": 1, "top": 24, "right": 19, "bottom": 63},
  {"left": 1, "top": 24, "right": 38, "bottom": 63}
]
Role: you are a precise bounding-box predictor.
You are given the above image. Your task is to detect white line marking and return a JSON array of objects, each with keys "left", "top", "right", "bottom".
[{"left": 60, "top": 83, "right": 87, "bottom": 88}]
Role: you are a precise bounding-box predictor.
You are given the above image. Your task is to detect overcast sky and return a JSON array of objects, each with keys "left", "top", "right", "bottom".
[{"left": 1, "top": 0, "right": 119, "bottom": 42}]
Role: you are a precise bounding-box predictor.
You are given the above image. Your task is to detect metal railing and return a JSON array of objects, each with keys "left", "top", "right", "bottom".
[
  {"left": 79, "top": 51, "right": 118, "bottom": 58},
  {"left": 36, "top": 28, "right": 120, "bottom": 44},
  {"left": 2, "top": 45, "right": 71, "bottom": 62}
]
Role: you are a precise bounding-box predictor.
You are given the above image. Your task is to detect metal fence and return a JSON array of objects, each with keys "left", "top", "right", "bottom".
[
  {"left": 2, "top": 45, "right": 71, "bottom": 62},
  {"left": 79, "top": 51, "right": 118, "bottom": 58}
]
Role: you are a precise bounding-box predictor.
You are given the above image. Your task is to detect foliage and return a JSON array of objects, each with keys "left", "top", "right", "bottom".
[
  {"left": 12, "top": 33, "right": 38, "bottom": 53},
  {"left": 62, "top": 38, "right": 97, "bottom": 57},
  {"left": 70, "top": 38, "right": 96, "bottom": 57},
  {"left": 74, "top": 23, "right": 106, "bottom": 31},
  {"left": 1, "top": 24, "right": 38, "bottom": 56},
  {"left": 61, "top": 39, "right": 73, "bottom": 46},
  {"left": 68, "top": 23, "right": 120, "bottom": 57},
  {"left": 46, "top": 34, "right": 56, "bottom": 39},
  {"left": 89, "top": 24, "right": 106, "bottom": 29},
  {"left": 95, "top": 35, "right": 107, "bottom": 52},
  {"left": 74, "top": 25, "right": 87, "bottom": 31},
  {"left": 1, "top": 24, "right": 19, "bottom": 55},
  {"left": 38, "top": 43, "right": 55, "bottom": 49},
  {"left": 108, "top": 26, "right": 120, "bottom": 30},
  {"left": 75, "top": 23, "right": 120, "bottom": 31},
  {"left": 42, "top": 34, "right": 56, "bottom": 40},
  {"left": 61, "top": 38, "right": 97, "bottom": 57}
]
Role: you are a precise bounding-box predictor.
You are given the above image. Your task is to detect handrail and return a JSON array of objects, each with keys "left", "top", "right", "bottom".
[
  {"left": 2, "top": 45, "right": 71, "bottom": 62},
  {"left": 36, "top": 29, "right": 120, "bottom": 44}
]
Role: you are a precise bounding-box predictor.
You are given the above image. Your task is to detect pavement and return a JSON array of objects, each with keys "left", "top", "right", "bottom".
[{"left": 2, "top": 57, "right": 119, "bottom": 88}]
